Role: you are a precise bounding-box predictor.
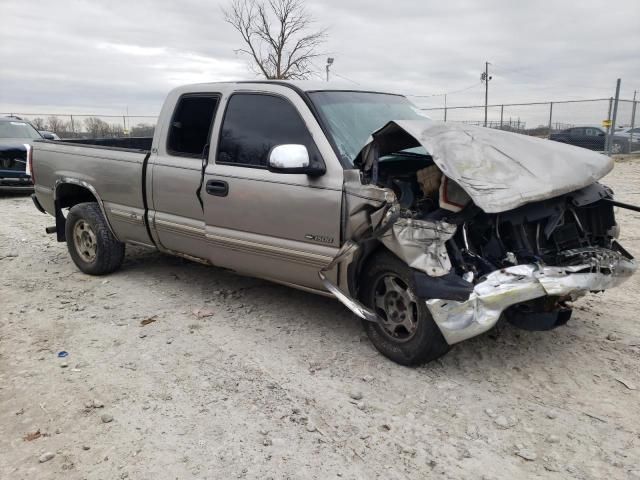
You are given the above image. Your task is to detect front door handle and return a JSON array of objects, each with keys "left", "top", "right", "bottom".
[{"left": 206, "top": 179, "right": 229, "bottom": 197}]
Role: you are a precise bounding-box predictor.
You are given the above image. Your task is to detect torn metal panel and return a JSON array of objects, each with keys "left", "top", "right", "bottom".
[
  {"left": 342, "top": 169, "right": 398, "bottom": 241},
  {"left": 380, "top": 218, "right": 456, "bottom": 276},
  {"left": 427, "top": 255, "right": 637, "bottom": 345},
  {"left": 358, "top": 120, "right": 613, "bottom": 213},
  {"left": 318, "top": 240, "right": 379, "bottom": 322}
]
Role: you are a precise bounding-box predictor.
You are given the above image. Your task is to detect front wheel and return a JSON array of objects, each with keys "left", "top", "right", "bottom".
[
  {"left": 65, "top": 202, "right": 125, "bottom": 275},
  {"left": 359, "top": 251, "right": 450, "bottom": 365}
]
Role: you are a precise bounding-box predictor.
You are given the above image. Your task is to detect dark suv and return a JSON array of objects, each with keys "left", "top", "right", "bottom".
[{"left": 0, "top": 117, "right": 42, "bottom": 190}]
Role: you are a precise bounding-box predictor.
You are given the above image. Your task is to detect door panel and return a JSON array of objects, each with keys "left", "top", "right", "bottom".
[
  {"left": 151, "top": 159, "right": 207, "bottom": 258},
  {"left": 204, "top": 167, "right": 342, "bottom": 289},
  {"left": 202, "top": 87, "right": 344, "bottom": 290},
  {"left": 148, "top": 92, "right": 220, "bottom": 258}
]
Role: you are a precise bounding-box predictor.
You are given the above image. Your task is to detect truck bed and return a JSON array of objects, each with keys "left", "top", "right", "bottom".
[
  {"left": 60, "top": 136, "right": 153, "bottom": 151},
  {"left": 32, "top": 138, "right": 153, "bottom": 246}
]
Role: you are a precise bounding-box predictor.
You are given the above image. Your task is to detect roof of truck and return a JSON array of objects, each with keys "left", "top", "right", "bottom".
[{"left": 180, "top": 80, "right": 402, "bottom": 96}]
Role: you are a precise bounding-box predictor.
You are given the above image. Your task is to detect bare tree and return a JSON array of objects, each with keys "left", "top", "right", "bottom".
[
  {"left": 32, "top": 117, "right": 47, "bottom": 130},
  {"left": 223, "top": 0, "right": 326, "bottom": 80},
  {"left": 47, "top": 116, "right": 66, "bottom": 135},
  {"left": 84, "top": 117, "right": 111, "bottom": 138}
]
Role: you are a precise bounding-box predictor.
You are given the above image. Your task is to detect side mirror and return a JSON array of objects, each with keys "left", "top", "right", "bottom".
[
  {"left": 268, "top": 144, "right": 324, "bottom": 175},
  {"left": 42, "top": 132, "right": 56, "bottom": 140}
]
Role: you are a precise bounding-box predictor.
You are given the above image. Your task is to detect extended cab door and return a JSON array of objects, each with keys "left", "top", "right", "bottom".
[
  {"left": 202, "top": 86, "right": 343, "bottom": 291},
  {"left": 148, "top": 91, "right": 220, "bottom": 259}
]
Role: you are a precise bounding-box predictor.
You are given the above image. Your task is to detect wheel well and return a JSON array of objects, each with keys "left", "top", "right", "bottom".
[
  {"left": 347, "top": 240, "right": 396, "bottom": 300},
  {"left": 53, "top": 183, "right": 100, "bottom": 242},
  {"left": 56, "top": 183, "right": 98, "bottom": 209}
]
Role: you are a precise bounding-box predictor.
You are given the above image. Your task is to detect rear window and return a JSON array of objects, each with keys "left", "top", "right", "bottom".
[{"left": 167, "top": 95, "right": 219, "bottom": 157}]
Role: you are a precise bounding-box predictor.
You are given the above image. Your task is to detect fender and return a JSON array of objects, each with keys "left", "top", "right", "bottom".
[{"left": 53, "top": 177, "right": 119, "bottom": 242}]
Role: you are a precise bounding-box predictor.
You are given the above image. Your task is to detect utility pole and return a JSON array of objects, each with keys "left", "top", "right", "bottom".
[
  {"left": 443, "top": 93, "right": 447, "bottom": 122},
  {"left": 629, "top": 90, "right": 637, "bottom": 150},
  {"left": 326, "top": 57, "right": 334, "bottom": 82},
  {"left": 481, "top": 62, "right": 492, "bottom": 127}
]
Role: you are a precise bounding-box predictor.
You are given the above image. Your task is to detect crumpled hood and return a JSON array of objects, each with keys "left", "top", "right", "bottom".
[{"left": 357, "top": 119, "right": 613, "bottom": 213}]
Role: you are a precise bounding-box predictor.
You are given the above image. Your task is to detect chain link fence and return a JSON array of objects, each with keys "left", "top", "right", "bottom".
[
  {"left": 3, "top": 94, "right": 639, "bottom": 155},
  {"left": 0, "top": 113, "right": 158, "bottom": 139},
  {"left": 420, "top": 96, "right": 639, "bottom": 154}
]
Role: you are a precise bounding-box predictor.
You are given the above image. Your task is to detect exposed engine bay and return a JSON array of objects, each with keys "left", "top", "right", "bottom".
[
  {"left": 320, "top": 119, "right": 637, "bottom": 344},
  {"left": 373, "top": 153, "right": 629, "bottom": 277}
]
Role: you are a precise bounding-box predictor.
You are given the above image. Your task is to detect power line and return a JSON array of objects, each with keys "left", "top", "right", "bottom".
[
  {"left": 330, "top": 71, "right": 361, "bottom": 85},
  {"left": 406, "top": 82, "right": 483, "bottom": 99}
]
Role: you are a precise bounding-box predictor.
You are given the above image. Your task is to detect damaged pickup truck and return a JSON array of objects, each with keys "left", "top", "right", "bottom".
[{"left": 31, "top": 82, "right": 637, "bottom": 365}]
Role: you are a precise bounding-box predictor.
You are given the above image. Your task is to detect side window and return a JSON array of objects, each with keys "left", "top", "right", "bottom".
[
  {"left": 217, "top": 93, "right": 321, "bottom": 168},
  {"left": 167, "top": 94, "right": 219, "bottom": 157},
  {"left": 570, "top": 128, "right": 584, "bottom": 137}
]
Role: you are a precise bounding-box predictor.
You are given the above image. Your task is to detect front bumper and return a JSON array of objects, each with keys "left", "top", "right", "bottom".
[
  {"left": 0, "top": 174, "right": 32, "bottom": 189},
  {"left": 427, "top": 255, "right": 637, "bottom": 344}
]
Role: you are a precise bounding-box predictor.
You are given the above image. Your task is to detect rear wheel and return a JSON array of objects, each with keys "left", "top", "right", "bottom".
[
  {"left": 65, "top": 202, "right": 125, "bottom": 275},
  {"left": 359, "top": 251, "right": 450, "bottom": 365}
]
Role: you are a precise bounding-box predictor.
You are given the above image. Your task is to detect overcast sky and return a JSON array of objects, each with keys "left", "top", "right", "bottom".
[{"left": 1, "top": 0, "right": 638, "bottom": 123}]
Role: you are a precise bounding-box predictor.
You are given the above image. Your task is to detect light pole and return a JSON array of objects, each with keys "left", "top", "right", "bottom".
[{"left": 326, "top": 57, "right": 334, "bottom": 82}]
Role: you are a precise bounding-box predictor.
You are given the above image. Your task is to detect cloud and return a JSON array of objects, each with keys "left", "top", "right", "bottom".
[{"left": 1, "top": 0, "right": 638, "bottom": 126}]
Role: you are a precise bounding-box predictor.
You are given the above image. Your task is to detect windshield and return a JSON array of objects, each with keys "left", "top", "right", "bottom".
[
  {"left": 0, "top": 120, "right": 42, "bottom": 140},
  {"left": 308, "top": 91, "right": 429, "bottom": 166}
]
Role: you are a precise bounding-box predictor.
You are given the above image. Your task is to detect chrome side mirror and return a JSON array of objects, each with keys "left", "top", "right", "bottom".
[
  {"left": 268, "top": 144, "right": 310, "bottom": 171},
  {"left": 267, "top": 144, "right": 326, "bottom": 176}
]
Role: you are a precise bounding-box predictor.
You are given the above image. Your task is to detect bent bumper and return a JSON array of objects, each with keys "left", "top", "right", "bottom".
[{"left": 427, "top": 257, "right": 637, "bottom": 345}]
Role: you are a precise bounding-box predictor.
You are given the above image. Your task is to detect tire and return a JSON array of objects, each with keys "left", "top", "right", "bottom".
[
  {"left": 611, "top": 141, "right": 624, "bottom": 154},
  {"left": 65, "top": 202, "right": 125, "bottom": 275},
  {"left": 359, "top": 251, "right": 450, "bottom": 365}
]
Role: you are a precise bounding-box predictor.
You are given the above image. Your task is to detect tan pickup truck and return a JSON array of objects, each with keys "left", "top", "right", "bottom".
[{"left": 30, "top": 81, "right": 637, "bottom": 365}]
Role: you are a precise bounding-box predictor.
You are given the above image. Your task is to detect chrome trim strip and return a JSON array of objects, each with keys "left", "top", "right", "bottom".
[
  {"left": 109, "top": 208, "right": 144, "bottom": 225},
  {"left": 206, "top": 232, "right": 332, "bottom": 268},
  {"left": 154, "top": 218, "right": 205, "bottom": 241},
  {"left": 153, "top": 217, "right": 333, "bottom": 268}
]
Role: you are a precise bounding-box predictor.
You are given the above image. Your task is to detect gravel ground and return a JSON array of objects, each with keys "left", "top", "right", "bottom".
[{"left": 1, "top": 160, "right": 640, "bottom": 479}]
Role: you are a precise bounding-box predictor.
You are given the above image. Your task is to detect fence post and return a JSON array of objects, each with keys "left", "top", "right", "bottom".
[
  {"left": 606, "top": 79, "right": 621, "bottom": 155},
  {"left": 629, "top": 91, "right": 637, "bottom": 151},
  {"left": 547, "top": 102, "right": 553, "bottom": 138},
  {"left": 443, "top": 93, "right": 447, "bottom": 122},
  {"left": 499, "top": 105, "right": 503, "bottom": 129},
  {"left": 70, "top": 115, "right": 75, "bottom": 137},
  {"left": 606, "top": 97, "right": 613, "bottom": 137}
]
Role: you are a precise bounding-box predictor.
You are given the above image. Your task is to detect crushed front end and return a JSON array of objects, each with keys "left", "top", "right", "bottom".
[
  {"left": 427, "top": 184, "right": 636, "bottom": 343},
  {"left": 322, "top": 119, "right": 637, "bottom": 345}
]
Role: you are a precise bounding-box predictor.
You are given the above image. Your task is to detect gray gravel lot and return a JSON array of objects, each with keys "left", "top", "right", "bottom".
[{"left": 1, "top": 160, "right": 640, "bottom": 479}]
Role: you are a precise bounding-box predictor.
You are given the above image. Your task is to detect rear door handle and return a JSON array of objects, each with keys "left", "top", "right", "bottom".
[{"left": 206, "top": 179, "right": 228, "bottom": 197}]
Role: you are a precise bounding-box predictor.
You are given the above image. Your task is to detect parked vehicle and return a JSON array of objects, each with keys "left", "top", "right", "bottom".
[
  {"left": 31, "top": 81, "right": 637, "bottom": 365},
  {"left": 0, "top": 117, "right": 41, "bottom": 190},
  {"left": 38, "top": 131, "right": 60, "bottom": 140},
  {"left": 550, "top": 125, "right": 638, "bottom": 153},
  {"left": 615, "top": 126, "right": 640, "bottom": 144}
]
